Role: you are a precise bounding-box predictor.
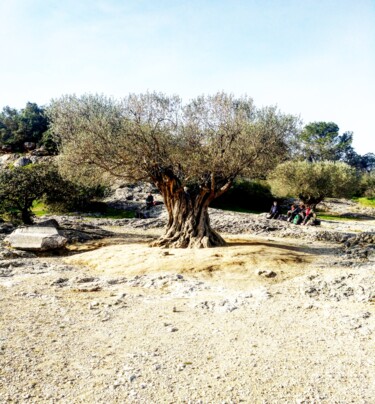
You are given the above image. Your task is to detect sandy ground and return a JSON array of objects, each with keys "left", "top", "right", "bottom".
[{"left": 1, "top": 227, "right": 375, "bottom": 403}]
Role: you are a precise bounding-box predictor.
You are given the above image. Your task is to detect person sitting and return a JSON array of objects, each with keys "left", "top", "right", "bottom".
[
  {"left": 287, "top": 204, "right": 297, "bottom": 222},
  {"left": 145, "top": 193, "right": 154, "bottom": 209},
  {"left": 292, "top": 203, "right": 305, "bottom": 224},
  {"left": 288, "top": 203, "right": 303, "bottom": 223},
  {"left": 302, "top": 205, "right": 317, "bottom": 225},
  {"left": 267, "top": 201, "right": 280, "bottom": 219}
]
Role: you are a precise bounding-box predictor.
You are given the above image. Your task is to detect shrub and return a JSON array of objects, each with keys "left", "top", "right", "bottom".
[
  {"left": 0, "top": 165, "right": 49, "bottom": 223},
  {"left": 359, "top": 172, "right": 375, "bottom": 198},
  {"left": 0, "top": 163, "right": 108, "bottom": 223},
  {"left": 268, "top": 160, "right": 359, "bottom": 206}
]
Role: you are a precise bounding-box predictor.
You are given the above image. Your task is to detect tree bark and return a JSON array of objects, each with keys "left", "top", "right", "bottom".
[
  {"left": 299, "top": 194, "right": 324, "bottom": 208},
  {"left": 151, "top": 174, "right": 226, "bottom": 248},
  {"left": 21, "top": 208, "right": 33, "bottom": 225}
]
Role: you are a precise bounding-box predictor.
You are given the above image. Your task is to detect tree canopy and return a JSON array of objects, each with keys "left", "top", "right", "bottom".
[
  {"left": 0, "top": 102, "right": 57, "bottom": 153},
  {"left": 268, "top": 160, "right": 359, "bottom": 206},
  {"left": 295, "top": 121, "right": 354, "bottom": 162},
  {"left": 48, "top": 92, "right": 300, "bottom": 247}
]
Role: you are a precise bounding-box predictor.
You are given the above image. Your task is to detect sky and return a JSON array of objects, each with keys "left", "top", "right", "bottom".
[{"left": 0, "top": 0, "right": 374, "bottom": 154}]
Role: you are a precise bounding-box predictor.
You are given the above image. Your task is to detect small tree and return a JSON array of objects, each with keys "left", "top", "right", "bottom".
[
  {"left": 48, "top": 92, "right": 300, "bottom": 248},
  {"left": 0, "top": 165, "right": 49, "bottom": 224},
  {"left": 0, "top": 163, "right": 105, "bottom": 224},
  {"left": 268, "top": 161, "right": 359, "bottom": 206}
]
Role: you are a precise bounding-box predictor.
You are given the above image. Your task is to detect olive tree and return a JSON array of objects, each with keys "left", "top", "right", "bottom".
[
  {"left": 268, "top": 160, "right": 359, "bottom": 206},
  {"left": 48, "top": 93, "right": 299, "bottom": 248}
]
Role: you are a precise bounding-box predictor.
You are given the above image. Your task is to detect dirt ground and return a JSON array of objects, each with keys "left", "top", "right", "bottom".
[{"left": 1, "top": 228, "right": 374, "bottom": 403}]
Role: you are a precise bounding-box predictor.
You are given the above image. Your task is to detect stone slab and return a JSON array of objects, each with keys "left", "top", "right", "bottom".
[{"left": 5, "top": 226, "right": 67, "bottom": 251}]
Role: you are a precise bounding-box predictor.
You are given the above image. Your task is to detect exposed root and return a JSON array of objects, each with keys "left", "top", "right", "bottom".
[{"left": 151, "top": 229, "right": 227, "bottom": 249}]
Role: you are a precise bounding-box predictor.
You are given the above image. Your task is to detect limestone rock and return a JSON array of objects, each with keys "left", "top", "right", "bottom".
[
  {"left": 13, "top": 156, "right": 32, "bottom": 167},
  {"left": 5, "top": 226, "right": 67, "bottom": 251},
  {"left": 257, "top": 269, "right": 277, "bottom": 278}
]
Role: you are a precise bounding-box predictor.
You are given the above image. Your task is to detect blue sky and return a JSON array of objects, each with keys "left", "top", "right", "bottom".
[{"left": 1, "top": 0, "right": 374, "bottom": 154}]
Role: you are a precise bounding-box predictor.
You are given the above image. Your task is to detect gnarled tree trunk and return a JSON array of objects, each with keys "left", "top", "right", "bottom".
[
  {"left": 151, "top": 173, "right": 227, "bottom": 248},
  {"left": 299, "top": 193, "right": 324, "bottom": 208}
]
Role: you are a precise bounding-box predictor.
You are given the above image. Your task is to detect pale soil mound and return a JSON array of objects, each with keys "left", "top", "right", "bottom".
[
  {"left": 65, "top": 235, "right": 316, "bottom": 290},
  {"left": 1, "top": 209, "right": 375, "bottom": 403}
]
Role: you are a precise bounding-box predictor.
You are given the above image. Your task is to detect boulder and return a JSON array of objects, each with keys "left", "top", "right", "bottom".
[
  {"left": 1, "top": 145, "right": 12, "bottom": 153},
  {"left": 31, "top": 146, "right": 49, "bottom": 156},
  {"left": 13, "top": 157, "right": 32, "bottom": 167},
  {"left": 0, "top": 154, "right": 17, "bottom": 166},
  {"left": 23, "top": 142, "right": 36, "bottom": 151},
  {"left": 0, "top": 222, "right": 15, "bottom": 234},
  {"left": 35, "top": 219, "right": 60, "bottom": 229},
  {"left": 5, "top": 226, "right": 67, "bottom": 251}
]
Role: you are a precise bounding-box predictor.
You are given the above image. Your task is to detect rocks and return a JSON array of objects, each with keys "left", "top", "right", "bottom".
[
  {"left": 23, "top": 142, "right": 36, "bottom": 151},
  {"left": 303, "top": 271, "right": 374, "bottom": 302},
  {"left": 340, "top": 232, "right": 375, "bottom": 261},
  {"left": 35, "top": 219, "right": 60, "bottom": 229},
  {"left": 318, "top": 198, "right": 375, "bottom": 219},
  {"left": 0, "top": 231, "right": 374, "bottom": 403},
  {"left": 13, "top": 156, "right": 32, "bottom": 167},
  {"left": 31, "top": 146, "right": 50, "bottom": 156},
  {"left": 0, "top": 248, "right": 36, "bottom": 260},
  {"left": 257, "top": 269, "right": 277, "bottom": 278},
  {"left": 35, "top": 217, "right": 115, "bottom": 242},
  {"left": 105, "top": 182, "right": 161, "bottom": 211},
  {"left": 0, "top": 222, "right": 15, "bottom": 235},
  {"left": 0, "top": 153, "right": 18, "bottom": 166},
  {"left": 5, "top": 226, "right": 67, "bottom": 251}
]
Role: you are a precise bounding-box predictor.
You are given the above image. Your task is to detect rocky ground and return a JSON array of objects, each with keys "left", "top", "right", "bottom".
[{"left": 0, "top": 200, "right": 374, "bottom": 403}]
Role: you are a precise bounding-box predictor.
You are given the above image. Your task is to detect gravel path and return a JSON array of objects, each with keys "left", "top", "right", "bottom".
[{"left": 1, "top": 207, "right": 375, "bottom": 403}]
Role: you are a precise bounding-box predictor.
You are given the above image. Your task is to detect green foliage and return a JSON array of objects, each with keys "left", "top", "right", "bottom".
[
  {"left": 0, "top": 162, "right": 108, "bottom": 223},
  {"left": 268, "top": 161, "right": 360, "bottom": 206},
  {"left": 32, "top": 200, "right": 50, "bottom": 216},
  {"left": 296, "top": 121, "right": 354, "bottom": 162},
  {"left": 354, "top": 197, "right": 375, "bottom": 208},
  {"left": 84, "top": 205, "right": 135, "bottom": 219},
  {"left": 344, "top": 151, "right": 375, "bottom": 172},
  {"left": 48, "top": 92, "right": 301, "bottom": 191},
  {"left": 0, "top": 102, "right": 57, "bottom": 152},
  {"left": 42, "top": 167, "right": 108, "bottom": 213},
  {"left": 0, "top": 164, "right": 50, "bottom": 223},
  {"left": 357, "top": 171, "right": 375, "bottom": 198},
  {"left": 317, "top": 214, "right": 360, "bottom": 221},
  {"left": 41, "top": 129, "right": 59, "bottom": 155},
  {"left": 211, "top": 179, "right": 274, "bottom": 212}
]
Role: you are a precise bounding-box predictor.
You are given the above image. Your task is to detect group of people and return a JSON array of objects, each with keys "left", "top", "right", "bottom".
[
  {"left": 267, "top": 201, "right": 317, "bottom": 226},
  {"left": 286, "top": 202, "right": 317, "bottom": 225}
]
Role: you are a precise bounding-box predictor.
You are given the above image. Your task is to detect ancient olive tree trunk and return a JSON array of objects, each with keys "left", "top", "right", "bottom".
[{"left": 151, "top": 175, "right": 226, "bottom": 248}]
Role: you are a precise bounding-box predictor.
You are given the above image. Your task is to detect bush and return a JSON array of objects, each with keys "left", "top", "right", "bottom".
[
  {"left": 358, "top": 172, "right": 375, "bottom": 198},
  {"left": 0, "top": 163, "right": 108, "bottom": 223},
  {"left": 268, "top": 160, "right": 360, "bottom": 206},
  {"left": 42, "top": 166, "right": 108, "bottom": 213},
  {"left": 0, "top": 165, "right": 50, "bottom": 223},
  {"left": 211, "top": 179, "right": 274, "bottom": 212}
]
